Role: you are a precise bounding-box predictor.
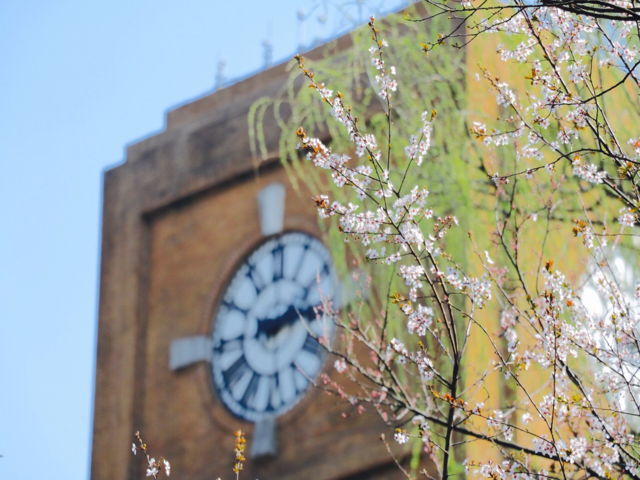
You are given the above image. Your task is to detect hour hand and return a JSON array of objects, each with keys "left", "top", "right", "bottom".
[{"left": 256, "top": 305, "right": 316, "bottom": 338}]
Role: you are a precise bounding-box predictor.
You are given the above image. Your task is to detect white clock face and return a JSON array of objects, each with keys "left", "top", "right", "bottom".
[{"left": 211, "top": 232, "right": 336, "bottom": 421}]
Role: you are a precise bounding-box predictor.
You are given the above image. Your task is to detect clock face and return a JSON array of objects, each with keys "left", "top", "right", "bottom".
[{"left": 211, "top": 232, "right": 337, "bottom": 421}]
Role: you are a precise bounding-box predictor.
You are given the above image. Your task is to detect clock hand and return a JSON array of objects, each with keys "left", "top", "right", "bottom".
[
  {"left": 256, "top": 304, "right": 317, "bottom": 338},
  {"left": 257, "top": 306, "right": 300, "bottom": 338}
]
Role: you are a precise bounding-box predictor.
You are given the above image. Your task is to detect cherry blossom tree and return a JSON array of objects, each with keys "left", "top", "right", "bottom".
[{"left": 271, "top": 3, "right": 640, "bottom": 477}]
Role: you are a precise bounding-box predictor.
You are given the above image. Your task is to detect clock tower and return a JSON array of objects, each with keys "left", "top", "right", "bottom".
[{"left": 91, "top": 36, "right": 406, "bottom": 480}]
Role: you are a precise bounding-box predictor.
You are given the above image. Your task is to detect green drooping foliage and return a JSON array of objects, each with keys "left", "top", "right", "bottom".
[
  {"left": 249, "top": 5, "right": 475, "bottom": 276},
  {"left": 249, "top": 9, "right": 475, "bottom": 471}
]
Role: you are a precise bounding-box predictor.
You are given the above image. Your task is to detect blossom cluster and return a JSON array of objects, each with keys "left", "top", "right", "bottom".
[
  {"left": 131, "top": 431, "right": 170, "bottom": 478},
  {"left": 466, "top": 4, "right": 640, "bottom": 233}
]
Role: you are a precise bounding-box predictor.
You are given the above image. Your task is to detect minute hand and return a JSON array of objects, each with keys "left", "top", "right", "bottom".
[{"left": 256, "top": 305, "right": 317, "bottom": 338}]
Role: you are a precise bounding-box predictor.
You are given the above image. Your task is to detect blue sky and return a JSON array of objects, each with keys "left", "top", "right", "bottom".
[{"left": 0, "top": 1, "right": 406, "bottom": 479}]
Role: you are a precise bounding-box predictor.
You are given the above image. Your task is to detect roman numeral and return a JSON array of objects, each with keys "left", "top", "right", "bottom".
[
  {"left": 248, "top": 266, "right": 266, "bottom": 293},
  {"left": 213, "top": 337, "right": 243, "bottom": 354},
  {"left": 321, "top": 264, "right": 330, "bottom": 278},
  {"left": 273, "top": 247, "right": 283, "bottom": 280},
  {"left": 302, "top": 334, "right": 321, "bottom": 356},
  {"left": 270, "top": 374, "right": 282, "bottom": 409},
  {"left": 278, "top": 366, "right": 296, "bottom": 403},
  {"left": 223, "top": 355, "right": 250, "bottom": 390},
  {"left": 293, "top": 366, "right": 309, "bottom": 393},
  {"left": 303, "top": 262, "right": 330, "bottom": 290},
  {"left": 222, "top": 300, "right": 248, "bottom": 315},
  {"left": 241, "top": 372, "right": 261, "bottom": 408},
  {"left": 294, "top": 245, "right": 310, "bottom": 279}
]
